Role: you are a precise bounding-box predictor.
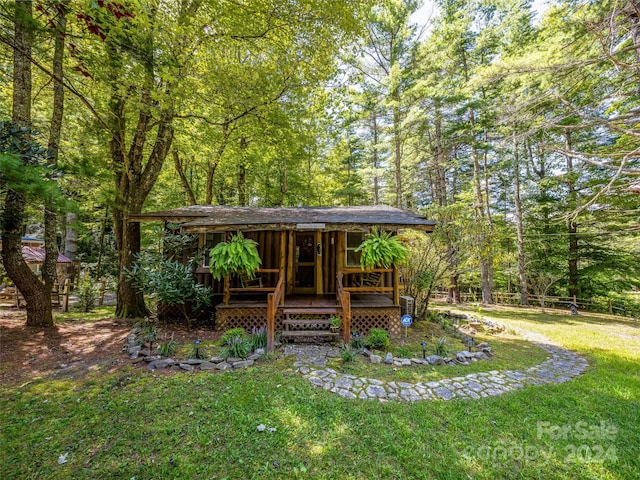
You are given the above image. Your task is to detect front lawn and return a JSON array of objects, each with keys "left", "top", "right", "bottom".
[{"left": 1, "top": 305, "right": 638, "bottom": 479}]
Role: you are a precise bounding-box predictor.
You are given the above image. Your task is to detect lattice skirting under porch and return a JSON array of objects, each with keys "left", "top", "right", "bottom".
[
  {"left": 350, "top": 307, "right": 402, "bottom": 338},
  {"left": 215, "top": 305, "right": 401, "bottom": 338},
  {"left": 215, "top": 307, "right": 284, "bottom": 333}
]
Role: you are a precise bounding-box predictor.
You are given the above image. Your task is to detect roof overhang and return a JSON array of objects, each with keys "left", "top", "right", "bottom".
[{"left": 130, "top": 205, "right": 436, "bottom": 233}]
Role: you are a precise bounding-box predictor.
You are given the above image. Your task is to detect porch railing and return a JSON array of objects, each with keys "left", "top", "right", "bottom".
[
  {"left": 342, "top": 267, "right": 394, "bottom": 294},
  {"left": 223, "top": 268, "right": 281, "bottom": 304},
  {"left": 266, "top": 275, "right": 284, "bottom": 352},
  {"left": 337, "top": 273, "right": 351, "bottom": 344}
]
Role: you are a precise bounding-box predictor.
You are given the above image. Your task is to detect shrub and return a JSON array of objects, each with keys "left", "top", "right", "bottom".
[
  {"left": 433, "top": 337, "right": 450, "bottom": 357},
  {"left": 366, "top": 328, "right": 390, "bottom": 350},
  {"left": 395, "top": 346, "right": 412, "bottom": 358},
  {"left": 221, "top": 336, "right": 250, "bottom": 359},
  {"left": 248, "top": 326, "right": 267, "bottom": 351},
  {"left": 340, "top": 345, "right": 355, "bottom": 363},
  {"left": 76, "top": 280, "right": 98, "bottom": 313},
  {"left": 350, "top": 332, "right": 365, "bottom": 350},
  {"left": 158, "top": 334, "right": 178, "bottom": 357},
  {"left": 426, "top": 310, "right": 440, "bottom": 323},
  {"left": 219, "top": 328, "right": 246, "bottom": 346}
]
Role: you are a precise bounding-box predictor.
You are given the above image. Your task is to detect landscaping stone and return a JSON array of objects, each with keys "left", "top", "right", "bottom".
[
  {"left": 226, "top": 357, "right": 243, "bottom": 363},
  {"left": 186, "top": 359, "right": 204, "bottom": 365},
  {"left": 216, "top": 361, "right": 232, "bottom": 371},
  {"left": 179, "top": 363, "right": 195, "bottom": 371},
  {"left": 255, "top": 348, "right": 265, "bottom": 355},
  {"left": 426, "top": 355, "right": 444, "bottom": 365},
  {"left": 288, "top": 325, "right": 587, "bottom": 404},
  {"left": 384, "top": 353, "right": 393, "bottom": 364},
  {"left": 401, "top": 358, "right": 412, "bottom": 366},
  {"left": 156, "top": 359, "right": 175, "bottom": 369},
  {"left": 199, "top": 361, "right": 216, "bottom": 370},
  {"left": 232, "top": 360, "right": 255, "bottom": 369},
  {"left": 209, "top": 357, "right": 225, "bottom": 363}
]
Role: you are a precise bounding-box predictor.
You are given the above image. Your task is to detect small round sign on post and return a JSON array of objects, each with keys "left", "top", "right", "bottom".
[{"left": 401, "top": 314, "right": 412, "bottom": 340}]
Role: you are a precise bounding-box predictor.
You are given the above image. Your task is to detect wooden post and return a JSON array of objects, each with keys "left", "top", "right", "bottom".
[
  {"left": 267, "top": 292, "right": 275, "bottom": 352},
  {"left": 223, "top": 275, "right": 230, "bottom": 305},
  {"left": 287, "top": 231, "right": 294, "bottom": 295},
  {"left": 342, "top": 292, "right": 351, "bottom": 344},
  {"left": 608, "top": 299, "right": 613, "bottom": 315},
  {"left": 315, "top": 230, "right": 323, "bottom": 295},
  {"left": 99, "top": 277, "right": 106, "bottom": 306},
  {"left": 393, "top": 266, "right": 400, "bottom": 305},
  {"left": 62, "top": 278, "right": 70, "bottom": 312},
  {"left": 279, "top": 231, "right": 286, "bottom": 305}
]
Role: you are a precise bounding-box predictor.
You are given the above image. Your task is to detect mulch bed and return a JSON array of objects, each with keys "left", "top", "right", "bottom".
[{"left": 0, "top": 308, "right": 221, "bottom": 386}]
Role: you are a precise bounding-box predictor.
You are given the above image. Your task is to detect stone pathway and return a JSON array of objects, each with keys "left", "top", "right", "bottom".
[{"left": 284, "top": 329, "right": 588, "bottom": 402}]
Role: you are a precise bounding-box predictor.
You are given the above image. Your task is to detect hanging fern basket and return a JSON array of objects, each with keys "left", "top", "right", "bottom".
[
  {"left": 209, "top": 232, "right": 262, "bottom": 281},
  {"left": 355, "top": 227, "right": 409, "bottom": 270}
]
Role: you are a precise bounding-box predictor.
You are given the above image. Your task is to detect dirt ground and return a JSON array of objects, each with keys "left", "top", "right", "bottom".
[{"left": 0, "top": 308, "right": 221, "bottom": 386}]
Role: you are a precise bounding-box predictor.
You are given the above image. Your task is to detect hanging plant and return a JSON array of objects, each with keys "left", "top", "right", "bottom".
[
  {"left": 209, "top": 232, "right": 262, "bottom": 281},
  {"left": 355, "top": 227, "right": 409, "bottom": 270}
]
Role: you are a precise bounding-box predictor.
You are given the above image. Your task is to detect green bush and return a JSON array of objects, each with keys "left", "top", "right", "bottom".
[
  {"left": 219, "top": 328, "right": 246, "bottom": 346},
  {"left": 340, "top": 345, "right": 355, "bottom": 363},
  {"left": 76, "top": 280, "right": 98, "bottom": 313},
  {"left": 366, "top": 328, "right": 390, "bottom": 350},
  {"left": 221, "top": 337, "right": 250, "bottom": 359},
  {"left": 350, "top": 332, "right": 365, "bottom": 350},
  {"left": 248, "top": 326, "right": 267, "bottom": 351},
  {"left": 395, "top": 346, "right": 412, "bottom": 358},
  {"left": 433, "top": 337, "right": 450, "bottom": 357},
  {"left": 158, "top": 334, "right": 178, "bottom": 357}
]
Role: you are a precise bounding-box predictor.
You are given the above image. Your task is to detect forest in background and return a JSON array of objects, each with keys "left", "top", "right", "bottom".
[{"left": 1, "top": 0, "right": 639, "bottom": 325}]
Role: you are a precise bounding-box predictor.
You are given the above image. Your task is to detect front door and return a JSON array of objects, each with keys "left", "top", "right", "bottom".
[{"left": 293, "top": 232, "right": 318, "bottom": 294}]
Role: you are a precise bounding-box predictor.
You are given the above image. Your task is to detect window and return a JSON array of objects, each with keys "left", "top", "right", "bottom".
[
  {"left": 202, "top": 232, "right": 224, "bottom": 267},
  {"left": 346, "top": 232, "right": 364, "bottom": 267}
]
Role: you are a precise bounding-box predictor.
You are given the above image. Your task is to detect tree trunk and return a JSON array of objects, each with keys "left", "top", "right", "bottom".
[
  {"left": 565, "top": 131, "right": 579, "bottom": 298},
  {"left": 64, "top": 212, "right": 78, "bottom": 260},
  {"left": 371, "top": 108, "right": 380, "bottom": 205},
  {"left": 393, "top": 104, "right": 403, "bottom": 209},
  {"left": 173, "top": 150, "right": 197, "bottom": 205},
  {"left": 2, "top": 0, "right": 53, "bottom": 326},
  {"left": 513, "top": 131, "right": 528, "bottom": 305},
  {"left": 43, "top": 1, "right": 68, "bottom": 291}
]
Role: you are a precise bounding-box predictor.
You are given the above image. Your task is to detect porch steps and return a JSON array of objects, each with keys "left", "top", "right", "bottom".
[
  {"left": 280, "top": 330, "right": 338, "bottom": 338},
  {"left": 281, "top": 307, "right": 339, "bottom": 315},
  {"left": 280, "top": 306, "right": 341, "bottom": 343}
]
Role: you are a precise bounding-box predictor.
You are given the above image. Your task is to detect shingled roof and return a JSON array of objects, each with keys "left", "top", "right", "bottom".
[
  {"left": 22, "top": 247, "right": 73, "bottom": 263},
  {"left": 130, "top": 205, "right": 435, "bottom": 232}
]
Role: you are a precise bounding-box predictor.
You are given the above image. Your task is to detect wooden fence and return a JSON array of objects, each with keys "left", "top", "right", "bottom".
[{"left": 429, "top": 291, "right": 640, "bottom": 318}]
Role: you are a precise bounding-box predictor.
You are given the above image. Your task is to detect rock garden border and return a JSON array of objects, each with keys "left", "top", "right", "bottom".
[{"left": 294, "top": 327, "right": 588, "bottom": 402}]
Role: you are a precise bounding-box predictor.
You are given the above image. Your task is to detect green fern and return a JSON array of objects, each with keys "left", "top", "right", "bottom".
[
  {"left": 209, "top": 232, "right": 262, "bottom": 281},
  {"left": 355, "top": 227, "right": 409, "bottom": 270}
]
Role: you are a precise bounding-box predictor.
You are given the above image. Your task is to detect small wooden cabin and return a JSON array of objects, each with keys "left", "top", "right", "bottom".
[{"left": 131, "top": 205, "right": 435, "bottom": 351}]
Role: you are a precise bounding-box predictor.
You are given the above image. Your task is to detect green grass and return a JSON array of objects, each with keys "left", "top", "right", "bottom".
[{"left": 1, "top": 306, "right": 639, "bottom": 479}]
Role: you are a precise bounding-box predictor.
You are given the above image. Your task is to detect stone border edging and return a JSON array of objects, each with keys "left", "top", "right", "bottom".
[{"left": 295, "top": 328, "right": 588, "bottom": 402}]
